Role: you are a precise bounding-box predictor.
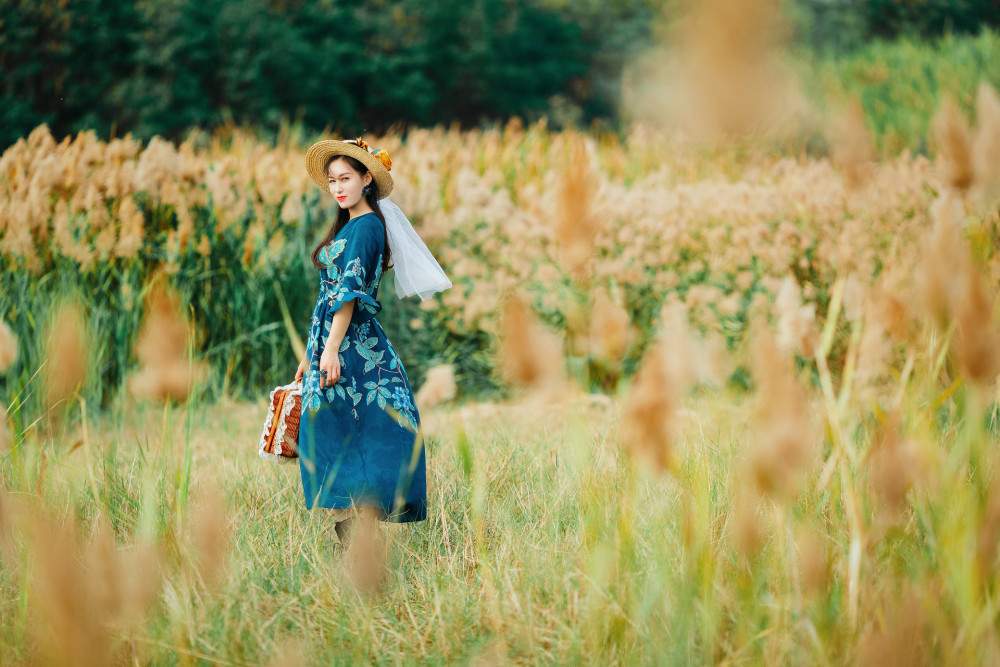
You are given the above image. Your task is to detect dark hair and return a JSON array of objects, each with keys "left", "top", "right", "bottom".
[{"left": 310, "top": 154, "right": 393, "bottom": 272}]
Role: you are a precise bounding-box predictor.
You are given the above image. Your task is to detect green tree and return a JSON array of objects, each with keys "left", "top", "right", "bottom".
[
  {"left": 0, "top": 0, "right": 658, "bottom": 145},
  {"left": 0, "top": 0, "right": 142, "bottom": 145}
]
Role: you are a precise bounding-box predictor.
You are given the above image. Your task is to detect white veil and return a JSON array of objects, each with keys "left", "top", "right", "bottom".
[{"left": 380, "top": 198, "right": 452, "bottom": 300}]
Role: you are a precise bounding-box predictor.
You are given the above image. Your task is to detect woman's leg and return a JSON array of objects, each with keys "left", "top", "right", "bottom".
[
  {"left": 325, "top": 506, "right": 350, "bottom": 549},
  {"left": 334, "top": 515, "right": 354, "bottom": 547}
]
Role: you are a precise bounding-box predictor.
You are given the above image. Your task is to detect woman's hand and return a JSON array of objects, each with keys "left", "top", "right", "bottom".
[
  {"left": 295, "top": 358, "right": 306, "bottom": 383},
  {"left": 318, "top": 346, "right": 342, "bottom": 388}
]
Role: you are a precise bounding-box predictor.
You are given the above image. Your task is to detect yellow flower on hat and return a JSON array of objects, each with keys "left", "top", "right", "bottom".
[
  {"left": 372, "top": 148, "right": 392, "bottom": 171},
  {"left": 347, "top": 138, "right": 391, "bottom": 172}
]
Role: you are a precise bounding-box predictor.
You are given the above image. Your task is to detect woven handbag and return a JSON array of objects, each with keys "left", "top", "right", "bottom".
[{"left": 258, "top": 380, "right": 302, "bottom": 463}]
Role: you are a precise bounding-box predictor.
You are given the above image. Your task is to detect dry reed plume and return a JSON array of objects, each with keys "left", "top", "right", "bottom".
[
  {"left": 919, "top": 192, "right": 1000, "bottom": 385},
  {"left": 0, "top": 402, "right": 9, "bottom": 453},
  {"left": 130, "top": 276, "right": 205, "bottom": 402},
  {"left": 41, "top": 299, "right": 88, "bottom": 416},
  {"left": 931, "top": 82, "right": 1000, "bottom": 207},
  {"left": 730, "top": 488, "right": 764, "bottom": 558},
  {"left": 933, "top": 99, "right": 975, "bottom": 192},
  {"left": 266, "top": 640, "right": 306, "bottom": 667},
  {"left": 857, "top": 586, "right": 935, "bottom": 666},
  {"left": 832, "top": 99, "right": 876, "bottom": 190},
  {"left": 657, "top": 300, "right": 726, "bottom": 389},
  {"left": 972, "top": 82, "right": 1000, "bottom": 204},
  {"left": 746, "top": 321, "right": 816, "bottom": 500},
  {"left": 587, "top": 289, "right": 631, "bottom": 366},
  {"left": 865, "top": 414, "right": 920, "bottom": 525},
  {"left": 341, "top": 506, "right": 388, "bottom": 596},
  {"left": 553, "top": 135, "right": 602, "bottom": 279},
  {"left": 0, "top": 486, "right": 11, "bottom": 565},
  {"left": 189, "top": 483, "right": 231, "bottom": 590},
  {"left": 978, "top": 481, "right": 1000, "bottom": 578},
  {"left": 624, "top": 0, "right": 800, "bottom": 140},
  {"left": 0, "top": 319, "right": 17, "bottom": 372},
  {"left": 415, "top": 363, "right": 457, "bottom": 410},
  {"left": 497, "top": 293, "right": 565, "bottom": 393},
  {"left": 796, "top": 528, "right": 830, "bottom": 596},
  {"left": 774, "top": 276, "right": 818, "bottom": 357},
  {"left": 21, "top": 507, "right": 161, "bottom": 666},
  {"left": 619, "top": 340, "right": 676, "bottom": 474},
  {"left": 0, "top": 120, "right": 958, "bottom": 358}
]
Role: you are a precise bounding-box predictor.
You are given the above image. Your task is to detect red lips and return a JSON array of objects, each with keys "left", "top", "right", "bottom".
[{"left": 336, "top": 196, "right": 347, "bottom": 201}]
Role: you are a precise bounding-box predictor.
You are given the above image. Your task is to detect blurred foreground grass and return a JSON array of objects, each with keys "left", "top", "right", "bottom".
[
  {"left": 7, "top": 20, "right": 1000, "bottom": 664},
  {"left": 2, "top": 364, "right": 999, "bottom": 665}
]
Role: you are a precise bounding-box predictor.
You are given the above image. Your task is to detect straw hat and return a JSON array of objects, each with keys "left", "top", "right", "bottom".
[{"left": 305, "top": 138, "right": 394, "bottom": 199}]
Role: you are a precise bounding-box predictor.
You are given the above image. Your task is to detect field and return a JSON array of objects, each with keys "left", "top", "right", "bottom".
[{"left": 6, "top": 33, "right": 1000, "bottom": 663}]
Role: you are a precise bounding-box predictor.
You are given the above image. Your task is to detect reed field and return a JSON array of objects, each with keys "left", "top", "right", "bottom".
[{"left": 7, "top": 24, "right": 1000, "bottom": 664}]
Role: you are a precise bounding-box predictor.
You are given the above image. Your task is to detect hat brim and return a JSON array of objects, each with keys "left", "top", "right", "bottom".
[{"left": 305, "top": 140, "right": 394, "bottom": 199}]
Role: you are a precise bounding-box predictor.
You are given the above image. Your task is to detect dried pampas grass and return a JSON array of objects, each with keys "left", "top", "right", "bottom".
[
  {"left": 774, "top": 276, "right": 817, "bottom": 357},
  {"left": 26, "top": 510, "right": 162, "bottom": 666},
  {"left": 856, "top": 586, "right": 933, "bottom": 667},
  {"left": 730, "top": 488, "right": 763, "bottom": 558},
  {"left": 832, "top": 99, "right": 875, "bottom": 191},
  {"left": 554, "top": 136, "right": 602, "bottom": 279},
  {"left": 657, "top": 300, "right": 727, "bottom": 388},
  {"left": 0, "top": 402, "right": 9, "bottom": 453},
  {"left": 415, "top": 364, "right": 457, "bottom": 410},
  {"left": 973, "top": 83, "right": 1000, "bottom": 204},
  {"left": 978, "top": 481, "right": 1000, "bottom": 577},
  {"left": 587, "top": 289, "right": 631, "bottom": 365},
  {"left": 497, "top": 293, "right": 565, "bottom": 393},
  {"left": 933, "top": 98, "right": 974, "bottom": 193},
  {"left": 796, "top": 529, "right": 830, "bottom": 596},
  {"left": 624, "top": 0, "right": 800, "bottom": 140},
  {"left": 190, "top": 484, "right": 230, "bottom": 590},
  {"left": 342, "top": 505, "right": 388, "bottom": 596},
  {"left": 619, "top": 340, "right": 676, "bottom": 474},
  {"left": 42, "top": 299, "right": 88, "bottom": 414},
  {"left": 865, "top": 414, "right": 920, "bottom": 524},
  {"left": 0, "top": 319, "right": 17, "bottom": 372},
  {"left": 919, "top": 193, "right": 1000, "bottom": 385},
  {"left": 747, "top": 322, "right": 816, "bottom": 500},
  {"left": 130, "top": 276, "right": 205, "bottom": 402}
]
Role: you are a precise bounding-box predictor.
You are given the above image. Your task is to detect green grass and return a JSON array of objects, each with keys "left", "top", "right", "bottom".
[
  {"left": 0, "top": 390, "right": 746, "bottom": 664},
  {"left": 3, "top": 364, "right": 999, "bottom": 665},
  {"left": 804, "top": 29, "right": 1000, "bottom": 155}
]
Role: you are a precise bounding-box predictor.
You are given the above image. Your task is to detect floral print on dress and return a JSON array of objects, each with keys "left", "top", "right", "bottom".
[{"left": 301, "top": 214, "right": 419, "bottom": 434}]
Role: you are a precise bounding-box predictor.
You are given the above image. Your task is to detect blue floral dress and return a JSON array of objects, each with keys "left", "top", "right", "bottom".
[{"left": 298, "top": 212, "right": 426, "bottom": 523}]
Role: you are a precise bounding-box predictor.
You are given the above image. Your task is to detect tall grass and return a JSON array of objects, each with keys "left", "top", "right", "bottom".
[
  {"left": 807, "top": 29, "right": 1000, "bottom": 155},
  {"left": 5, "top": 37, "right": 1000, "bottom": 661},
  {"left": 0, "top": 115, "right": 955, "bottom": 418},
  {"left": 2, "top": 348, "right": 999, "bottom": 663}
]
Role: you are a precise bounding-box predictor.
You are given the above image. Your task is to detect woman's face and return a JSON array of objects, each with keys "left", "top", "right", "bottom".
[{"left": 327, "top": 157, "right": 372, "bottom": 210}]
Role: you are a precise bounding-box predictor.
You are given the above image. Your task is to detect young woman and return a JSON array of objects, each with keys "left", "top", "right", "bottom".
[{"left": 296, "top": 138, "right": 451, "bottom": 548}]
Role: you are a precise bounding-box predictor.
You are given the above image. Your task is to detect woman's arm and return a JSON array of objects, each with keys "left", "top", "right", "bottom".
[
  {"left": 318, "top": 299, "right": 355, "bottom": 387},
  {"left": 326, "top": 299, "right": 355, "bottom": 350}
]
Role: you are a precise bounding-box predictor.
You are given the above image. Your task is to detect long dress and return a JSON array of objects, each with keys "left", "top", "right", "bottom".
[{"left": 297, "top": 211, "right": 427, "bottom": 523}]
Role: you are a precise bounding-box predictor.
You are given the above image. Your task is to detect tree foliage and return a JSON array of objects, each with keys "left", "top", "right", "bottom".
[
  {"left": 789, "top": 0, "right": 1000, "bottom": 54},
  {"left": 0, "top": 0, "right": 658, "bottom": 146},
  {"left": 4, "top": 0, "right": 999, "bottom": 147}
]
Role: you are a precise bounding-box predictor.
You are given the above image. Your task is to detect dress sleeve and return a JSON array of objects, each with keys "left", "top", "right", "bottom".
[{"left": 326, "top": 217, "right": 384, "bottom": 325}]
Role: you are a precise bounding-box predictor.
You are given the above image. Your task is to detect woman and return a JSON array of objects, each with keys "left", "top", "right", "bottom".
[{"left": 295, "top": 137, "right": 451, "bottom": 548}]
